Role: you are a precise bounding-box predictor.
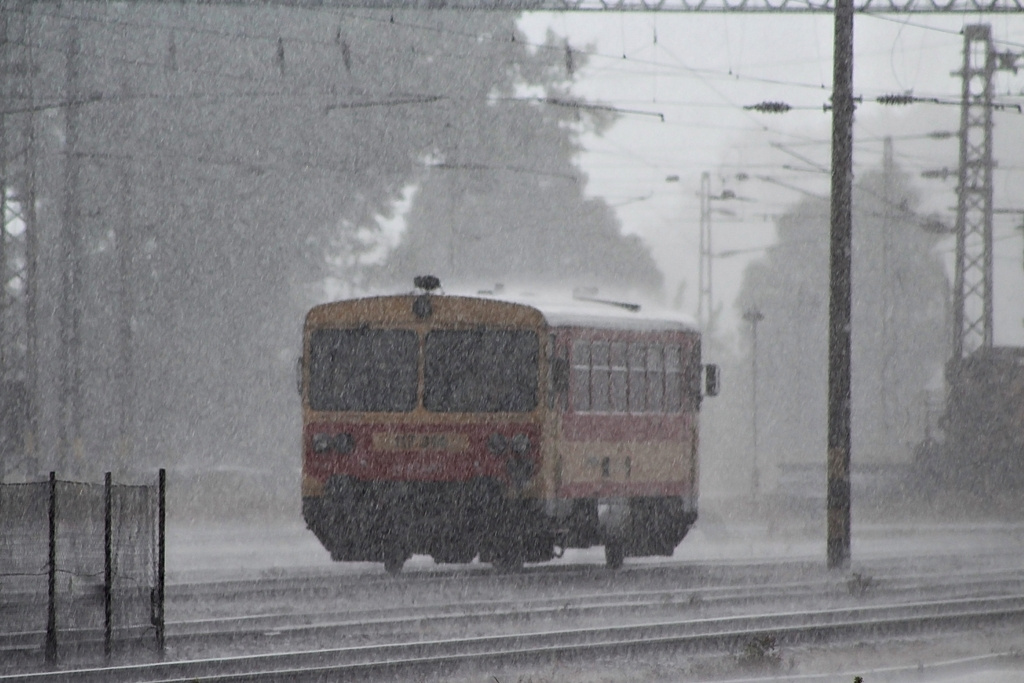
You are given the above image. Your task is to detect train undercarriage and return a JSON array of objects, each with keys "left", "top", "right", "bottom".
[{"left": 303, "top": 475, "right": 697, "bottom": 574}]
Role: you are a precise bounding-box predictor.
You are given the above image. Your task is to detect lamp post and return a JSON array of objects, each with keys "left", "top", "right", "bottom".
[{"left": 743, "top": 307, "right": 765, "bottom": 499}]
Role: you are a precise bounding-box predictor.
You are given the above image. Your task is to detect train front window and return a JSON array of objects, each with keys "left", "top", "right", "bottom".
[
  {"left": 424, "top": 329, "right": 539, "bottom": 413},
  {"left": 308, "top": 328, "right": 418, "bottom": 412}
]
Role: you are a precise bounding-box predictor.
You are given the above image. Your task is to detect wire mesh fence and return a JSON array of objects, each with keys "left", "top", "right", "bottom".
[
  {"left": 0, "top": 481, "right": 49, "bottom": 637},
  {"left": 0, "top": 470, "right": 165, "bottom": 662}
]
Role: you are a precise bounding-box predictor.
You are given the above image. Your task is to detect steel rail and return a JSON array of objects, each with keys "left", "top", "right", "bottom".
[{"left": 4, "top": 595, "right": 1024, "bottom": 682}]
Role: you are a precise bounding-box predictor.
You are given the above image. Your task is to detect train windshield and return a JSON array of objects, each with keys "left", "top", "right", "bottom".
[
  {"left": 424, "top": 329, "right": 539, "bottom": 413},
  {"left": 308, "top": 328, "right": 418, "bottom": 412}
]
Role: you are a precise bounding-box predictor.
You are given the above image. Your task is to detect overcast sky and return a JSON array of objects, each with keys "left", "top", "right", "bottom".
[{"left": 515, "top": 13, "right": 1024, "bottom": 343}]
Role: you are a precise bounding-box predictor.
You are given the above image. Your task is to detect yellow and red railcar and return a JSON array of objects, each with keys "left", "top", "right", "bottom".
[{"left": 300, "top": 280, "right": 718, "bottom": 573}]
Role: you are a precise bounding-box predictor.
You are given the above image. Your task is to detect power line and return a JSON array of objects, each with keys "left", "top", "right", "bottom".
[{"left": 865, "top": 13, "right": 1024, "bottom": 51}]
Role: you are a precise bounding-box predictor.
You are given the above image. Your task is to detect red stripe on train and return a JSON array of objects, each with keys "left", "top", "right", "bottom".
[
  {"left": 304, "top": 421, "right": 539, "bottom": 483},
  {"left": 557, "top": 481, "right": 688, "bottom": 498}
]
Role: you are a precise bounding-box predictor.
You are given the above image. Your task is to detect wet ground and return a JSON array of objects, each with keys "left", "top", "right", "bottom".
[
  {"left": 164, "top": 513, "right": 1024, "bottom": 682},
  {"left": 167, "top": 512, "right": 1024, "bottom": 581}
]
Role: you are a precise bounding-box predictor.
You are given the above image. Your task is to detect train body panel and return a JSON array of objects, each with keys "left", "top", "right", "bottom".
[{"left": 299, "top": 286, "right": 711, "bottom": 571}]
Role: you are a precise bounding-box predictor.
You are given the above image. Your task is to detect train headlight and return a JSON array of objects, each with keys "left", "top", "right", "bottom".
[
  {"left": 312, "top": 433, "right": 332, "bottom": 453},
  {"left": 487, "top": 433, "right": 508, "bottom": 455},
  {"left": 510, "top": 433, "right": 531, "bottom": 455}
]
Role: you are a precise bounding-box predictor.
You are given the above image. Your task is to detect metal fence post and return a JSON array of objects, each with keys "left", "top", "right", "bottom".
[
  {"left": 156, "top": 468, "right": 165, "bottom": 655},
  {"left": 104, "top": 471, "right": 112, "bottom": 658},
  {"left": 45, "top": 471, "right": 57, "bottom": 664}
]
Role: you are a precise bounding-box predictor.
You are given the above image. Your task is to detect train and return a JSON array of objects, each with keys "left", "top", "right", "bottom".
[{"left": 299, "top": 277, "right": 719, "bottom": 573}]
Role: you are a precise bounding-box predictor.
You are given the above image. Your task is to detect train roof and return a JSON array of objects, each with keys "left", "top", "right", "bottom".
[
  {"left": 460, "top": 289, "right": 700, "bottom": 333},
  {"left": 310, "top": 284, "right": 700, "bottom": 334}
]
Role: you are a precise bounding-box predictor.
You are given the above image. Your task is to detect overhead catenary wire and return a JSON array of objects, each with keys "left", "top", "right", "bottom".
[
  {"left": 14, "top": 3, "right": 1023, "bottom": 246},
  {"left": 22, "top": 4, "right": 1016, "bottom": 117},
  {"left": 20, "top": 5, "right": 1007, "bottom": 137}
]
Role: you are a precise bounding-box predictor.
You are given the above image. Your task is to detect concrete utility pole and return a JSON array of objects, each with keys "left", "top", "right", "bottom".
[
  {"left": 698, "top": 172, "right": 713, "bottom": 331},
  {"left": 827, "top": 0, "right": 854, "bottom": 571},
  {"left": 692, "top": 171, "right": 744, "bottom": 332}
]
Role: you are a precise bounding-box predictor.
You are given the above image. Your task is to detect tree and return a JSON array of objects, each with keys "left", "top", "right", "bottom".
[
  {"left": 372, "top": 31, "right": 663, "bottom": 298},
  {"left": 731, "top": 148, "right": 949, "bottom": 496},
  {"left": 379, "top": 173, "right": 662, "bottom": 296},
  {"left": 20, "top": 6, "right": 657, "bottom": 484}
]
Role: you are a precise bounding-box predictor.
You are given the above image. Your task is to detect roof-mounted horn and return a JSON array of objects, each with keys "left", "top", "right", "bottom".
[
  {"left": 414, "top": 275, "right": 441, "bottom": 292},
  {"left": 412, "top": 275, "right": 439, "bottom": 319}
]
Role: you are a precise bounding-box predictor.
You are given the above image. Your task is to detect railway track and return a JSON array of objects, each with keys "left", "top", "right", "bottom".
[
  {"left": 4, "top": 561, "right": 1021, "bottom": 655},
  {"left": 167, "top": 566, "right": 1024, "bottom": 644},
  {"left": 3, "top": 557, "right": 1023, "bottom": 681},
  {"left": 156, "top": 557, "right": 1023, "bottom": 634},
  {"left": 2, "top": 594, "right": 1023, "bottom": 682}
]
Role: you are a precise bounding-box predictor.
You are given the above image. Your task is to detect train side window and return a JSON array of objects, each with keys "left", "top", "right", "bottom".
[
  {"left": 688, "top": 340, "right": 703, "bottom": 401},
  {"left": 646, "top": 345, "right": 665, "bottom": 412},
  {"left": 571, "top": 340, "right": 591, "bottom": 412},
  {"left": 610, "top": 342, "right": 628, "bottom": 413},
  {"left": 590, "top": 341, "right": 612, "bottom": 413},
  {"left": 627, "top": 343, "right": 647, "bottom": 413},
  {"left": 665, "top": 344, "right": 682, "bottom": 412},
  {"left": 550, "top": 335, "right": 569, "bottom": 409}
]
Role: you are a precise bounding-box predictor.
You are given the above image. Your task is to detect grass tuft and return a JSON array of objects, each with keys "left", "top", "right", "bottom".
[{"left": 738, "top": 633, "right": 782, "bottom": 669}]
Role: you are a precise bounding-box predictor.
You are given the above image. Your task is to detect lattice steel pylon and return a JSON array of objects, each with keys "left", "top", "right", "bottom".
[
  {"left": 951, "top": 24, "right": 1016, "bottom": 361},
  {"left": 0, "top": 3, "right": 37, "bottom": 480}
]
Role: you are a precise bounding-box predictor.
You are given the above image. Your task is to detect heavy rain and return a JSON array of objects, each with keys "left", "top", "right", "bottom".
[{"left": 0, "top": 1, "right": 1023, "bottom": 681}]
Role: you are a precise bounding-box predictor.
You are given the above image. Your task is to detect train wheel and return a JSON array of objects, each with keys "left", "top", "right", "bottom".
[
  {"left": 605, "top": 541, "right": 625, "bottom": 570},
  {"left": 491, "top": 549, "right": 524, "bottom": 573}
]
